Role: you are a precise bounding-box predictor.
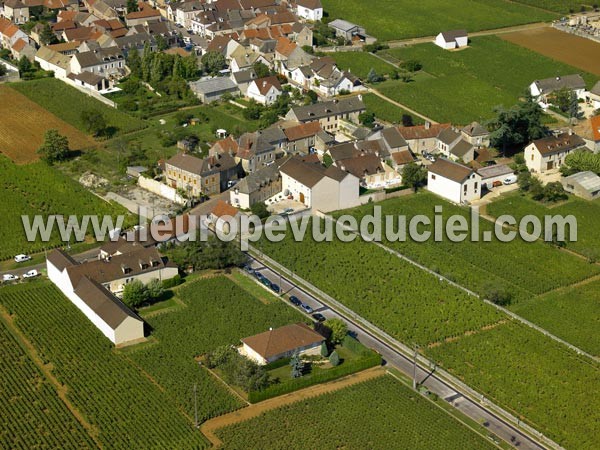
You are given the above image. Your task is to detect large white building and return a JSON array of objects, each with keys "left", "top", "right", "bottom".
[
  {"left": 296, "top": 0, "right": 323, "bottom": 21},
  {"left": 427, "top": 158, "right": 481, "bottom": 204},
  {"left": 524, "top": 132, "right": 585, "bottom": 173}
]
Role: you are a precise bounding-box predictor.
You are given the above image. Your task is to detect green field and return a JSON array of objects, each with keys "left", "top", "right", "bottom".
[
  {"left": 375, "top": 36, "right": 599, "bottom": 123},
  {"left": 257, "top": 220, "right": 503, "bottom": 346},
  {"left": 0, "top": 282, "right": 206, "bottom": 448},
  {"left": 11, "top": 78, "right": 146, "bottom": 135},
  {"left": 129, "top": 275, "right": 306, "bottom": 420},
  {"left": 322, "top": 0, "right": 556, "bottom": 41},
  {"left": 0, "top": 321, "right": 95, "bottom": 449},
  {"left": 426, "top": 321, "right": 600, "bottom": 449},
  {"left": 330, "top": 52, "right": 397, "bottom": 79},
  {"left": 217, "top": 375, "right": 497, "bottom": 449},
  {"left": 512, "top": 0, "right": 590, "bottom": 13},
  {"left": 361, "top": 93, "right": 424, "bottom": 125},
  {"left": 335, "top": 193, "right": 600, "bottom": 303},
  {"left": 487, "top": 193, "right": 600, "bottom": 259},
  {"left": 0, "top": 156, "right": 132, "bottom": 260}
]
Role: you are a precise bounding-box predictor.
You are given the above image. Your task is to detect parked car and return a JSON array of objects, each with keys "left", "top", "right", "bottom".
[
  {"left": 244, "top": 265, "right": 254, "bottom": 275},
  {"left": 261, "top": 278, "right": 272, "bottom": 288},
  {"left": 300, "top": 303, "right": 313, "bottom": 314},
  {"left": 281, "top": 207, "right": 294, "bottom": 215},
  {"left": 270, "top": 283, "right": 280, "bottom": 293},
  {"left": 3, "top": 274, "right": 18, "bottom": 282},
  {"left": 312, "top": 313, "right": 326, "bottom": 322},
  {"left": 503, "top": 175, "right": 518, "bottom": 185},
  {"left": 254, "top": 271, "right": 264, "bottom": 280},
  {"left": 14, "top": 254, "right": 31, "bottom": 263},
  {"left": 23, "top": 269, "right": 39, "bottom": 279},
  {"left": 289, "top": 295, "right": 302, "bottom": 306},
  {"left": 426, "top": 154, "right": 436, "bottom": 162}
]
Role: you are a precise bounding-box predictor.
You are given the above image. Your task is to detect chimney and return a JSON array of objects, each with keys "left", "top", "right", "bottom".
[
  {"left": 568, "top": 128, "right": 573, "bottom": 136},
  {"left": 425, "top": 121, "right": 431, "bottom": 130}
]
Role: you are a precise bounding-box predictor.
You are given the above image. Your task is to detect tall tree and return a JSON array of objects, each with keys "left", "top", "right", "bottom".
[
  {"left": 37, "top": 129, "right": 70, "bottom": 164},
  {"left": 126, "top": 0, "right": 139, "bottom": 13},
  {"left": 40, "top": 23, "right": 58, "bottom": 45},
  {"left": 126, "top": 47, "right": 142, "bottom": 78},
  {"left": 122, "top": 280, "right": 147, "bottom": 308},
  {"left": 401, "top": 162, "right": 427, "bottom": 192},
  {"left": 324, "top": 318, "right": 347, "bottom": 345},
  {"left": 201, "top": 51, "right": 226, "bottom": 75},
  {"left": 290, "top": 352, "right": 304, "bottom": 378},
  {"left": 81, "top": 110, "right": 108, "bottom": 137}
]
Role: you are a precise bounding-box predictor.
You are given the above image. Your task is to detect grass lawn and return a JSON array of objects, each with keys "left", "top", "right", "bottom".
[
  {"left": 361, "top": 93, "right": 424, "bottom": 125},
  {"left": 0, "top": 155, "right": 132, "bottom": 261},
  {"left": 322, "top": 0, "right": 556, "bottom": 41},
  {"left": 329, "top": 51, "right": 397, "bottom": 79},
  {"left": 216, "top": 375, "right": 497, "bottom": 449},
  {"left": 375, "top": 36, "right": 599, "bottom": 124},
  {"left": 11, "top": 78, "right": 146, "bottom": 135}
]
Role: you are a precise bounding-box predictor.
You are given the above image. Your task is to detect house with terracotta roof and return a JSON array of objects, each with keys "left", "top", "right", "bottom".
[
  {"left": 10, "top": 37, "right": 35, "bottom": 61},
  {"left": 0, "top": 18, "right": 28, "bottom": 48},
  {"left": 247, "top": 75, "right": 282, "bottom": 105},
  {"left": 397, "top": 121, "right": 452, "bottom": 155},
  {"left": 427, "top": 158, "right": 481, "bottom": 204},
  {"left": 125, "top": 2, "right": 161, "bottom": 27},
  {"left": 525, "top": 131, "right": 586, "bottom": 173},
  {"left": 208, "top": 200, "right": 241, "bottom": 233},
  {"left": 240, "top": 323, "right": 324, "bottom": 365}
]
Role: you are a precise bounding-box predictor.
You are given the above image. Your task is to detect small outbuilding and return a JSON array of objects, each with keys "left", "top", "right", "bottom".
[
  {"left": 189, "top": 77, "right": 239, "bottom": 103},
  {"left": 562, "top": 171, "right": 600, "bottom": 200},
  {"left": 435, "top": 30, "right": 468, "bottom": 50},
  {"left": 477, "top": 164, "right": 514, "bottom": 190}
]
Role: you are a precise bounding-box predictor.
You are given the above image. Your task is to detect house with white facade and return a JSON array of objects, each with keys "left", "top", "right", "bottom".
[
  {"left": 247, "top": 76, "right": 282, "bottom": 105},
  {"left": 295, "top": 0, "right": 323, "bottom": 21},
  {"left": 46, "top": 250, "right": 145, "bottom": 346},
  {"left": 529, "top": 75, "right": 587, "bottom": 108},
  {"left": 435, "top": 30, "right": 468, "bottom": 49},
  {"left": 524, "top": 132, "right": 586, "bottom": 173},
  {"left": 427, "top": 157, "right": 481, "bottom": 204}
]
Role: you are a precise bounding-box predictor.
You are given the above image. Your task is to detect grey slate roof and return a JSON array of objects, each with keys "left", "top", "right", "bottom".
[
  {"left": 532, "top": 74, "right": 586, "bottom": 94},
  {"left": 477, "top": 164, "right": 514, "bottom": 179},
  {"left": 428, "top": 158, "right": 474, "bottom": 183},
  {"left": 461, "top": 121, "right": 488, "bottom": 137},
  {"left": 437, "top": 128, "right": 461, "bottom": 146},
  {"left": 287, "top": 97, "right": 365, "bottom": 122},
  {"left": 450, "top": 140, "right": 473, "bottom": 158},
  {"left": 440, "top": 29, "right": 467, "bottom": 41},
  {"left": 189, "top": 77, "right": 238, "bottom": 94},
  {"left": 328, "top": 19, "right": 360, "bottom": 32}
]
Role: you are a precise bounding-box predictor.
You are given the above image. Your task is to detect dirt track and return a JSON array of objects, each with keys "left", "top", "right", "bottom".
[
  {"left": 200, "top": 366, "right": 386, "bottom": 448},
  {"left": 502, "top": 27, "right": 600, "bottom": 76}
]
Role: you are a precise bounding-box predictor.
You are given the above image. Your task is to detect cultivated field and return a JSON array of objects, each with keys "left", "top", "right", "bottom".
[
  {"left": 426, "top": 321, "right": 600, "bottom": 449},
  {"left": 511, "top": 0, "right": 591, "bottom": 13},
  {"left": 502, "top": 27, "right": 600, "bottom": 76},
  {"left": 0, "top": 156, "right": 131, "bottom": 261},
  {"left": 0, "top": 86, "right": 95, "bottom": 164},
  {"left": 0, "top": 283, "right": 207, "bottom": 449},
  {"left": 361, "top": 93, "right": 424, "bottom": 125},
  {"left": 130, "top": 275, "right": 306, "bottom": 421},
  {"left": 11, "top": 78, "right": 146, "bottom": 136},
  {"left": 330, "top": 52, "right": 397, "bottom": 79},
  {"left": 322, "top": 0, "right": 556, "bottom": 41},
  {"left": 0, "top": 320, "right": 95, "bottom": 449},
  {"left": 376, "top": 36, "right": 599, "bottom": 123},
  {"left": 216, "top": 375, "right": 497, "bottom": 449}
]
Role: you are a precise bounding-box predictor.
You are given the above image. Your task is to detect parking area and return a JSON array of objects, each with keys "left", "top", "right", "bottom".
[{"left": 266, "top": 195, "right": 307, "bottom": 215}]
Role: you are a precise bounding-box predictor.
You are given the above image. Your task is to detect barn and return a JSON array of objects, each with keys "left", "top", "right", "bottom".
[{"left": 435, "top": 30, "right": 468, "bottom": 50}]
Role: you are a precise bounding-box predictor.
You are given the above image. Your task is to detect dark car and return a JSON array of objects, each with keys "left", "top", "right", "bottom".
[
  {"left": 254, "top": 271, "right": 263, "bottom": 280},
  {"left": 270, "top": 283, "right": 280, "bottom": 293},
  {"left": 300, "top": 303, "right": 314, "bottom": 314},
  {"left": 312, "top": 313, "right": 326, "bottom": 322},
  {"left": 261, "top": 278, "right": 271, "bottom": 288},
  {"left": 289, "top": 295, "right": 302, "bottom": 306}
]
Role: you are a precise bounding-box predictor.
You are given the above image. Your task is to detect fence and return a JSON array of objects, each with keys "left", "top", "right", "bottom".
[
  {"left": 248, "top": 244, "right": 565, "bottom": 450},
  {"left": 137, "top": 176, "right": 186, "bottom": 205},
  {"left": 359, "top": 187, "right": 412, "bottom": 204}
]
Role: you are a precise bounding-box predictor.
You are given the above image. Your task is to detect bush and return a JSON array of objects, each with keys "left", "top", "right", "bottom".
[
  {"left": 329, "top": 350, "right": 340, "bottom": 366},
  {"left": 400, "top": 59, "right": 422, "bottom": 72},
  {"left": 162, "top": 274, "right": 182, "bottom": 289}
]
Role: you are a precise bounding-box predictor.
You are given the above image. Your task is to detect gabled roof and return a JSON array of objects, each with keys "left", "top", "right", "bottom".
[
  {"left": 461, "top": 121, "right": 488, "bottom": 137},
  {"left": 428, "top": 158, "right": 474, "bottom": 183},
  {"left": 284, "top": 121, "right": 321, "bottom": 141},
  {"left": 449, "top": 140, "right": 473, "bottom": 158},
  {"left": 280, "top": 156, "right": 326, "bottom": 187},
  {"left": 211, "top": 200, "right": 239, "bottom": 218},
  {"left": 564, "top": 171, "right": 600, "bottom": 193},
  {"left": 391, "top": 150, "right": 415, "bottom": 166},
  {"left": 590, "top": 115, "right": 600, "bottom": 142},
  {"left": 251, "top": 75, "right": 281, "bottom": 95},
  {"left": 287, "top": 97, "right": 365, "bottom": 122},
  {"left": 297, "top": 0, "right": 322, "bottom": 9},
  {"left": 189, "top": 76, "right": 238, "bottom": 95},
  {"left": 477, "top": 164, "right": 513, "bottom": 179},
  {"left": 328, "top": 19, "right": 359, "bottom": 32},
  {"left": 532, "top": 74, "right": 586, "bottom": 94},
  {"left": 235, "top": 160, "right": 282, "bottom": 195},
  {"left": 336, "top": 153, "right": 383, "bottom": 178},
  {"left": 397, "top": 123, "right": 451, "bottom": 141},
  {"left": 11, "top": 38, "right": 27, "bottom": 52},
  {"left": 126, "top": 2, "right": 161, "bottom": 19},
  {"left": 437, "top": 128, "right": 461, "bottom": 146},
  {"left": 439, "top": 29, "right": 467, "bottom": 41},
  {"left": 381, "top": 127, "right": 407, "bottom": 149},
  {"left": 241, "top": 323, "right": 324, "bottom": 360},
  {"left": 47, "top": 249, "right": 78, "bottom": 271},
  {"left": 531, "top": 132, "right": 585, "bottom": 156}
]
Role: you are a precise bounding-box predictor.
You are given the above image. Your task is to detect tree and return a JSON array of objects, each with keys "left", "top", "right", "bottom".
[
  {"left": 40, "top": 23, "right": 58, "bottom": 46},
  {"left": 322, "top": 153, "right": 333, "bottom": 168},
  {"left": 561, "top": 150, "right": 600, "bottom": 176},
  {"left": 81, "top": 110, "right": 108, "bottom": 137},
  {"left": 304, "top": 90, "right": 318, "bottom": 105},
  {"left": 122, "top": 280, "right": 148, "bottom": 308},
  {"left": 164, "top": 235, "right": 246, "bottom": 271},
  {"left": 253, "top": 61, "right": 271, "bottom": 78},
  {"left": 146, "top": 278, "right": 164, "bottom": 300},
  {"left": 250, "top": 201, "right": 269, "bottom": 220},
  {"left": 517, "top": 171, "right": 533, "bottom": 192},
  {"left": 126, "top": 0, "right": 139, "bottom": 13},
  {"left": 401, "top": 114, "right": 414, "bottom": 127},
  {"left": 320, "top": 341, "right": 329, "bottom": 357},
  {"left": 37, "top": 129, "right": 70, "bottom": 164},
  {"left": 543, "top": 181, "right": 568, "bottom": 202},
  {"left": 324, "top": 318, "right": 347, "bottom": 345},
  {"left": 290, "top": 351, "right": 304, "bottom": 378},
  {"left": 243, "top": 101, "right": 263, "bottom": 120},
  {"left": 483, "top": 285, "right": 512, "bottom": 306},
  {"left": 359, "top": 111, "right": 375, "bottom": 128},
  {"left": 328, "top": 350, "right": 340, "bottom": 367},
  {"left": 201, "top": 51, "right": 226, "bottom": 75},
  {"left": 366, "top": 68, "right": 384, "bottom": 83},
  {"left": 552, "top": 87, "right": 571, "bottom": 113},
  {"left": 155, "top": 34, "right": 168, "bottom": 51},
  {"left": 568, "top": 91, "right": 584, "bottom": 123},
  {"left": 402, "top": 162, "right": 427, "bottom": 192},
  {"left": 400, "top": 59, "right": 422, "bottom": 72},
  {"left": 0, "top": 65, "right": 6, "bottom": 77},
  {"left": 17, "top": 56, "right": 32, "bottom": 76}
]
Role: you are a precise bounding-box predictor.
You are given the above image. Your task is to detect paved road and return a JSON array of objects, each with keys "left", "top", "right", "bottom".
[{"left": 247, "top": 256, "right": 546, "bottom": 450}]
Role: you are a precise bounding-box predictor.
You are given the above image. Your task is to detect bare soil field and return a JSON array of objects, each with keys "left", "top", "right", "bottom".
[
  {"left": 502, "top": 27, "right": 600, "bottom": 76},
  {"left": 0, "top": 85, "right": 95, "bottom": 164}
]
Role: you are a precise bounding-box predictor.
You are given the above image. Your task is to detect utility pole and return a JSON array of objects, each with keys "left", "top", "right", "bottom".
[
  {"left": 279, "top": 270, "right": 282, "bottom": 296},
  {"left": 193, "top": 383, "right": 198, "bottom": 428},
  {"left": 413, "top": 345, "right": 419, "bottom": 390}
]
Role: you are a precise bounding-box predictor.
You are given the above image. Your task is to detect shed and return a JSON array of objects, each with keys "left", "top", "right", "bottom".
[{"left": 562, "top": 171, "right": 600, "bottom": 200}]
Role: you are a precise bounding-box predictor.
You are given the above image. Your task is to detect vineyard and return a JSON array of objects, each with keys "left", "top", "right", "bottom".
[
  {"left": 0, "top": 283, "right": 206, "bottom": 449},
  {"left": 426, "top": 321, "right": 600, "bottom": 449},
  {"left": 335, "top": 193, "right": 600, "bottom": 304},
  {"left": 0, "top": 156, "right": 132, "bottom": 260},
  {"left": 0, "top": 321, "right": 95, "bottom": 449},
  {"left": 0, "top": 85, "right": 95, "bottom": 164},
  {"left": 216, "top": 375, "right": 497, "bottom": 449},
  {"left": 257, "top": 222, "right": 502, "bottom": 346},
  {"left": 129, "top": 275, "right": 306, "bottom": 421}
]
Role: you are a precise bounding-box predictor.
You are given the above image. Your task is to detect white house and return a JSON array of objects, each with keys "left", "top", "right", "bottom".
[
  {"left": 240, "top": 323, "right": 325, "bottom": 365},
  {"left": 435, "top": 30, "right": 468, "bottom": 50},
  {"left": 427, "top": 158, "right": 481, "bottom": 204},
  {"left": 529, "top": 75, "right": 587, "bottom": 107},
  {"left": 47, "top": 250, "right": 145, "bottom": 346},
  {"left": 247, "top": 76, "right": 282, "bottom": 105},
  {"left": 296, "top": 0, "right": 323, "bottom": 22},
  {"left": 34, "top": 46, "right": 71, "bottom": 80},
  {"left": 524, "top": 132, "right": 586, "bottom": 173},
  {"left": 280, "top": 156, "right": 360, "bottom": 212}
]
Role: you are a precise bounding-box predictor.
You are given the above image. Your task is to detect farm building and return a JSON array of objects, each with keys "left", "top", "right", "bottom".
[
  {"left": 477, "top": 164, "right": 514, "bottom": 190},
  {"left": 435, "top": 30, "right": 468, "bottom": 49},
  {"left": 240, "top": 323, "right": 325, "bottom": 365},
  {"left": 46, "top": 250, "right": 145, "bottom": 346},
  {"left": 427, "top": 158, "right": 481, "bottom": 204},
  {"left": 524, "top": 132, "right": 586, "bottom": 173},
  {"left": 189, "top": 77, "right": 239, "bottom": 103},
  {"left": 562, "top": 171, "right": 600, "bottom": 200}
]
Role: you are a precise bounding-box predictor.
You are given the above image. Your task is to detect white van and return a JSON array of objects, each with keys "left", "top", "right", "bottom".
[{"left": 503, "top": 175, "right": 518, "bottom": 185}]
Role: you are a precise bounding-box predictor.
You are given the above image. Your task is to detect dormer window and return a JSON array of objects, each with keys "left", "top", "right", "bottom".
[{"left": 121, "top": 264, "right": 132, "bottom": 275}]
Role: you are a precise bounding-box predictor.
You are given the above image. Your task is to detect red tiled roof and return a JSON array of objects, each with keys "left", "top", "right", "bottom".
[
  {"left": 284, "top": 121, "right": 321, "bottom": 141},
  {"left": 11, "top": 38, "right": 27, "bottom": 52},
  {"left": 397, "top": 123, "right": 451, "bottom": 141},
  {"left": 591, "top": 116, "right": 600, "bottom": 142},
  {"left": 211, "top": 200, "right": 239, "bottom": 218}
]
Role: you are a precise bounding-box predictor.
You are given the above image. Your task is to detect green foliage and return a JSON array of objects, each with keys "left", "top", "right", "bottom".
[
  {"left": 40, "top": 22, "right": 58, "bottom": 45},
  {"left": 126, "top": 0, "right": 138, "bottom": 12},
  {"left": 37, "top": 129, "right": 70, "bottom": 164},
  {"left": 252, "top": 61, "right": 271, "bottom": 78},
  {"left": 328, "top": 350, "right": 340, "bottom": 366},
  {"left": 400, "top": 59, "right": 422, "bottom": 72},
  {"left": 81, "top": 110, "right": 108, "bottom": 137},
  {"left": 201, "top": 51, "right": 227, "bottom": 75},
  {"left": 330, "top": 52, "right": 396, "bottom": 79},
  {"left": 250, "top": 201, "right": 269, "bottom": 220},
  {"left": 483, "top": 284, "right": 512, "bottom": 306},
  {"left": 324, "top": 318, "right": 347, "bottom": 345},
  {"left": 289, "top": 352, "right": 304, "bottom": 378},
  {"left": 320, "top": 341, "right": 329, "bottom": 357},
  {"left": 163, "top": 235, "right": 246, "bottom": 271},
  {"left": 359, "top": 111, "right": 375, "bottom": 128},
  {"left": 17, "top": 55, "right": 33, "bottom": 76},
  {"left": 401, "top": 162, "right": 427, "bottom": 191},
  {"left": 322, "top": 153, "right": 333, "bottom": 167},
  {"left": 561, "top": 150, "right": 600, "bottom": 176},
  {"left": 146, "top": 278, "right": 165, "bottom": 300},
  {"left": 366, "top": 68, "right": 384, "bottom": 83},
  {"left": 207, "top": 346, "right": 270, "bottom": 391},
  {"left": 0, "top": 322, "right": 95, "bottom": 448},
  {"left": 0, "top": 283, "right": 206, "bottom": 448},
  {"left": 361, "top": 93, "right": 423, "bottom": 125},
  {"left": 122, "top": 279, "right": 148, "bottom": 308}
]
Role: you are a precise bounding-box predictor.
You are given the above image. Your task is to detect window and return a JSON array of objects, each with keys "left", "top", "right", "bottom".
[
  {"left": 431, "top": 174, "right": 436, "bottom": 180},
  {"left": 531, "top": 154, "right": 534, "bottom": 160}
]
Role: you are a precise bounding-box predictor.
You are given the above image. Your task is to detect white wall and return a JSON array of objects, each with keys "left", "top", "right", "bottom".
[
  {"left": 427, "top": 172, "right": 462, "bottom": 204},
  {"left": 297, "top": 5, "right": 323, "bottom": 21},
  {"left": 138, "top": 175, "right": 187, "bottom": 205}
]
